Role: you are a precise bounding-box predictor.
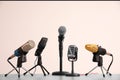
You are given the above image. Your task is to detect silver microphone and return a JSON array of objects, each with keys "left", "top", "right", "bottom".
[
  {"left": 68, "top": 45, "right": 78, "bottom": 62},
  {"left": 58, "top": 26, "right": 66, "bottom": 36}
]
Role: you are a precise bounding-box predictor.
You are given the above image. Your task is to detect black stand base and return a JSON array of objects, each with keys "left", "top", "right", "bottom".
[
  {"left": 52, "top": 71, "right": 69, "bottom": 76},
  {"left": 66, "top": 73, "right": 80, "bottom": 77}
]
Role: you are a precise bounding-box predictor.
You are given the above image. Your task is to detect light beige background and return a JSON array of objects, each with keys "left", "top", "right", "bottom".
[{"left": 0, "top": 1, "right": 120, "bottom": 74}]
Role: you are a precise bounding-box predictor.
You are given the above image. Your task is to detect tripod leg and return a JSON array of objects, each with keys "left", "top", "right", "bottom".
[
  {"left": 103, "top": 66, "right": 112, "bottom": 76},
  {"left": 23, "top": 65, "right": 38, "bottom": 75},
  {"left": 41, "top": 65, "right": 50, "bottom": 75},
  {"left": 22, "top": 67, "right": 33, "bottom": 76},
  {"left": 22, "top": 67, "right": 27, "bottom": 71},
  {"left": 100, "top": 67, "right": 105, "bottom": 77},
  {"left": 85, "top": 66, "right": 98, "bottom": 76},
  {"left": 7, "top": 59, "right": 19, "bottom": 74},
  {"left": 18, "top": 68, "right": 20, "bottom": 78},
  {"left": 39, "top": 66, "right": 46, "bottom": 76},
  {"left": 5, "top": 69, "right": 15, "bottom": 77}
]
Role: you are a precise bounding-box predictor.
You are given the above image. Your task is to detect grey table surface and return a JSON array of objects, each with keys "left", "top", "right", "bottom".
[{"left": 0, "top": 74, "right": 120, "bottom": 80}]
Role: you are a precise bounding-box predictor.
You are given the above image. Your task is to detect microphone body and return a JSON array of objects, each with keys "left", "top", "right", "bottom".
[
  {"left": 8, "top": 40, "right": 35, "bottom": 60},
  {"left": 35, "top": 37, "right": 48, "bottom": 56}
]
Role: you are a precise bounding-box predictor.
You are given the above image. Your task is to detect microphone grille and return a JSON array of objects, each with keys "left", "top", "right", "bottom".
[
  {"left": 85, "top": 44, "right": 98, "bottom": 53},
  {"left": 58, "top": 26, "right": 66, "bottom": 35}
]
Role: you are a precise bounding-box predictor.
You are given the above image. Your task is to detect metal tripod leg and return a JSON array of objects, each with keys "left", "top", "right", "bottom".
[
  {"left": 103, "top": 66, "right": 112, "bottom": 76},
  {"left": 5, "top": 59, "right": 19, "bottom": 76},
  {"left": 41, "top": 65, "right": 50, "bottom": 75},
  {"left": 5, "top": 69, "right": 15, "bottom": 77},
  {"left": 100, "top": 67, "right": 105, "bottom": 77},
  {"left": 85, "top": 66, "right": 98, "bottom": 76},
  {"left": 22, "top": 67, "right": 33, "bottom": 76},
  {"left": 23, "top": 65, "right": 38, "bottom": 75},
  {"left": 40, "top": 65, "right": 46, "bottom": 76},
  {"left": 18, "top": 68, "right": 20, "bottom": 78}
]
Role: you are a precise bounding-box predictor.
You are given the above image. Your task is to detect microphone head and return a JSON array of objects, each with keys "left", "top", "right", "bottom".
[
  {"left": 22, "top": 40, "right": 35, "bottom": 52},
  {"left": 68, "top": 45, "right": 78, "bottom": 61},
  {"left": 85, "top": 44, "right": 98, "bottom": 53},
  {"left": 58, "top": 26, "right": 66, "bottom": 36}
]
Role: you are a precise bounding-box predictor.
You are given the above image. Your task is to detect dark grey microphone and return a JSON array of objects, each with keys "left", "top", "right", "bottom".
[
  {"left": 58, "top": 26, "right": 66, "bottom": 36},
  {"left": 68, "top": 45, "right": 78, "bottom": 62}
]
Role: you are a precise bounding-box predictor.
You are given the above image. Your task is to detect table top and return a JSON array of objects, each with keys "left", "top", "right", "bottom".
[{"left": 0, "top": 74, "right": 120, "bottom": 80}]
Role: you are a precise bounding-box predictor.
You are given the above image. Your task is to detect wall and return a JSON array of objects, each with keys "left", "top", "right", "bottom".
[{"left": 0, "top": 1, "right": 120, "bottom": 74}]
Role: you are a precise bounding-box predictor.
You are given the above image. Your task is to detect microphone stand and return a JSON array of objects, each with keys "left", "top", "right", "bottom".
[
  {"left": 52, "top": 35, "right": 69, "bottom": 75},
  {"left": 66, "top": 61, "right": 80, "bottom": 76},
  {"left": 85, "top": 56, "right": 112, "bottom": 77},
  {"left": 5, "top": 55, "right": 32, "bottom": 78},
  {"left": 23, "top": 55, "right": 49, "bottom": 76}
]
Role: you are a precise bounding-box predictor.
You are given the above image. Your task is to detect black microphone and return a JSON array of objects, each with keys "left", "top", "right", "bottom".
[
  {"left": 52, "top": 26, "right": 69, "bottom": 75},
  {"left": 35, "top": 37, "right": 48, "bottom": 56},
  {"left": 23, "top": 37, "right": 49, "bottom": 76}
]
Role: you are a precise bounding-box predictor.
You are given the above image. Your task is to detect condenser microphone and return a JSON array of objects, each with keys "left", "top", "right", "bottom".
[
  {"left": 85, "top": 44, "right": 113, "bottom": 77},
  {"left": 5, "top": 40, "right": 35, "bottom": 78},
  {"left": 58, "top": 26, "right": 66, "bottom": 36},
  {"left": 35, "top": 37, "right": 48, "bottom": 56},
  {"left": 8, "top": 40, "right": 35, "bottom": 60}
]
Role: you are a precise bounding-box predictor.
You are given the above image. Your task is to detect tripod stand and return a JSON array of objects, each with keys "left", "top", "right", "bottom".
[
  {"left": 85, "top": 56, "right": 112, "bottom": 77},
  {"left": 5, "top": 56, "right": 32, "bottom": 78},
  {"left": 23, "top": 56, "right": 49, "bottom": 76}
]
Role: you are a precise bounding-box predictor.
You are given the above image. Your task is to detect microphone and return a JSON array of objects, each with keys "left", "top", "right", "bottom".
[
  {"left": 52, "top": 26, "right": 69, "bottom": 75},
  {"left": 23, "top": 37, "right": 49, "bottom": 76},
  {"left": 85, "top": 44, "right": 113, "bottom": 77},
  {"left": 35, "top": 37, "right": 48, "bottom": 56},
  {"left": 68, "top": 45, "right": 78, "bottom": 62},
  {"left": 66, "top": 45, "right": 80, "bottom": 76},
  {"left": 85, "top": 44, "right": 113, "bottom": 56},
  {"left": 58, "top": 26, "right": 66, "bottom": 36},
  {"left": 8, "top": 40, "right": 35, "bottom": 60}
]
